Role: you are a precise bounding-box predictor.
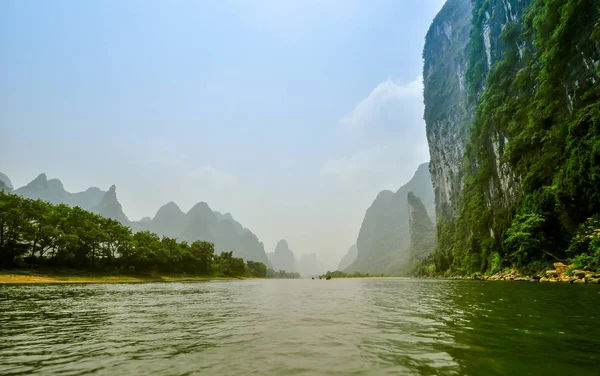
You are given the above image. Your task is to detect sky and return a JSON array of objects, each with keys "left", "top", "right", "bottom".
[{"left": 1, "top": 0, "right": 445, "bottom": 269}]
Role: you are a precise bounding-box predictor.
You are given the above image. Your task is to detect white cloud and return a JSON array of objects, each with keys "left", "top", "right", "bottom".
[
  {"left": 320, "top": 144, "right": 390, "bottom": 181},
  {"left": 339, "top": 76, "right": 423, "bottom": 131},
  {"left": 321, "top": 76, "right": 430, "bottom": 189}
]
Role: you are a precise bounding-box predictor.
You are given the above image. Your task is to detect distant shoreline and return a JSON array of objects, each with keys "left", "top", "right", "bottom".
[{"left": 0, "top": 271, "right": 255, "bottom": 284}]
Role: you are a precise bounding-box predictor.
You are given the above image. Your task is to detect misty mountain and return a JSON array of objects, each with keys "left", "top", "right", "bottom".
[
  {"left": 407, "top": 192, "right": 436, "bottom": 262},
  {"left": 267, "top": 240, "right": 296, "bottom": 273},
  {"left": 13, "top": 173, "right": 106, "bottom": 211},
  {"left": 346, "top": 163, "right": 434, "bottom": 275},
  {"left": 94, "top": 185, "right": 130, "bottom": 224},
  {"left": 337, "top": 245, "right": 357, "bottom": 271},
  {"left": 9, "top": 173, "right": 272, "bottom": 266},
  {"left": 0, "top": 173, "right": 13, "bottom": 190},
  {"left": 136, "top": 201, "right": 272, "bottom": 266},
  {"left": 0, "top": 180, "right": 11, "bottom": 192},
  {"left": 138, "top": 201, "right": 186, "bottom": 238},
  {"left": 297, "top": 253, "right": 323, "bottom": 278}
]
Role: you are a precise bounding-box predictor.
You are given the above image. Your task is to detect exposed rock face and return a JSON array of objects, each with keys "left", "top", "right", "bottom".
[
  {"left": 338, "top": 245, "right": 357, "bottom": 272},
  {"left": 14, "top": 173, "right": 106, "bottom": 210},
  {"left": 347, "top": 163, "right": 434, "bottom": 275},
  {"left": 423, "top": 0, "right": 473, "bottom": 218},
  {"left": 94, "top": 185, "right": 130, "bottom": 224},
  {"left": 267, "top": 240, "right": 296, "bottom": 273},
  {"left": 0, "top": 173, "right": 13, "bottom": 190}
]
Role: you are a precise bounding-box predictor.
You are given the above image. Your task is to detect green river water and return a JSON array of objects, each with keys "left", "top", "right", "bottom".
[{"left": 1, "top": 279, "right": 599, "bottom": 375}]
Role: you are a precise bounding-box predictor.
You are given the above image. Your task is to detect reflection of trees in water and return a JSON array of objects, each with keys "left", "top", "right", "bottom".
[
  {"left": 426, "top": 281, "right": 600, "bottom": 375},
  {"left": 357, "top": 279, "right": 462, "bottom": 374}
]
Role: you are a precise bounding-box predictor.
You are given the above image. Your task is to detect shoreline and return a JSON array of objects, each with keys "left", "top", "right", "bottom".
[
  {"left": 421, "top": 262, "right": 600, "bottom": 284},
  {"left": 0, "top": 271, "right": 254, "bottom": 284}
]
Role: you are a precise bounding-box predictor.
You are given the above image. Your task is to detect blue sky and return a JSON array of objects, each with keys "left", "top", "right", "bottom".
[{"left": 1, "top": 0, "right": 445, "bottom": 268}]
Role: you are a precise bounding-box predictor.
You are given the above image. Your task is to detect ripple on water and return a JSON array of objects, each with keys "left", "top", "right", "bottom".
[{"left": 1, "top": 280, "right": 600, "bottom": 375}]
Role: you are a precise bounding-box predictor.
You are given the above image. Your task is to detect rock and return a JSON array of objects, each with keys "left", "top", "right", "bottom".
[
  {"left": 554, "top": 262, "right": 571, "bottom": 274},
  {"left": 592, "top": 273, "right": 600, "bottom": 279},
  {"left": 540, "top": 277, "right": 548, "bottom": 282},
  {"left": 549, "top": 278, "right": 558, "bottom": 283},
  {"left": 589, "top": 278, "right": 599, "bottom": 284},
  {"left": 574, "top": 279, "right": 586, "bottom": 284},
  {"left": 546, "top": 270, "right": 558, "bottom": 277},
  {"left": 585, "top": 273, "right": 594, "bottom": 279},
  {"left": 573, "top": 270, "right": 586, "bottom": 279},
  {"left": 533, "top": 275, "right": 541, "bottom": 280}
]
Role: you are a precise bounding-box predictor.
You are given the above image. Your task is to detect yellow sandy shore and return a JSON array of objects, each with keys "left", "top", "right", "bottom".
[{"left": 0, "top": 273, "right": 245, "bottom": 284}]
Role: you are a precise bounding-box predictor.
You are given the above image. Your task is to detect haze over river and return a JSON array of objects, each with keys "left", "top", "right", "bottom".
[{"left": 1, "top": 279, "right": 599, "bottom": 375}]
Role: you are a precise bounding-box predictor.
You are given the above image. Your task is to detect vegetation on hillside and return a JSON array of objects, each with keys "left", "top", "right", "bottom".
[
  {"left": 320, "top": 270, "right": 374, "bottom": 278},
  {"left": 0, "top": 191, "right": 274, "bottom": 278},
  {"left": 428, "top": 0, "right": 600, "bottom": 275}
]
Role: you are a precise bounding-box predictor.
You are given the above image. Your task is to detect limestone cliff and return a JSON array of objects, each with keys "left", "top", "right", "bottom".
[
  {"left": 347, "top": 163, "right": 434, "bottom": 275},
  {"left": 267, "top": 240, "right": 296, "bottom": 273},
  {"left": 423, "top": 0, "right": 600, "bottom": 273}
]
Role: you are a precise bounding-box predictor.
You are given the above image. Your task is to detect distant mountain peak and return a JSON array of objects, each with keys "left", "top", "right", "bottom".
[
  {"left": 0, "top": 173, "right": 13, "bottom": 190},
  {"left": 154, "top": 201, "right": 185, "bottom": 220},
  {"left": 48, "top": 178, "right": 65, "bottom": 190},
  {"left": 188, "top": 201, "right": 212, "bottom": 215},
  {"left": 269, "top": 239, "right": 296, "bottom": 273},
  {"left": 275, "top": 239, "right": 289, "bottom": 250},
  {"left": 94, "top": 184, "right": 129, "bottom": 224}
]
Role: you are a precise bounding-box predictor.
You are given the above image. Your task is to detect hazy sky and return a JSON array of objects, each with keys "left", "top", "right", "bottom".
[{"left": 1, "top": 0, "right": 444, "bottom": 268}]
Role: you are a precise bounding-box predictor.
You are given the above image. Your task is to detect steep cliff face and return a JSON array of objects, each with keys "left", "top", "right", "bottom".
[
  {"left": 347, "top": 163, "right": 434, "bottom": 275},
  {"left": 423, "top": 0, "right": 473, "bottom": 218},
  {"left": 424, "top": 0, "right": 600, "bottom": 274},
  {"left": 94, "top": 185, "right": 130, "bottom": 224},
  {"left": 268, "top": 240, "right": 296, "bottom": 273}
]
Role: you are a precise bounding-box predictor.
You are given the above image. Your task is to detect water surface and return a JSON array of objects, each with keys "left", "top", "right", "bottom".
[{"left": 1, "top": 279, "right": 599, "bottom": 375}]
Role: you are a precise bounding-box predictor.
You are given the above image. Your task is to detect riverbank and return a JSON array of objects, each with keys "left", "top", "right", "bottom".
[
  {"left": 0, "top": 270, "right": 251, "bottom": 284},
  {"left": 442, "top": 262, "right": 600, "bottom": 284}
]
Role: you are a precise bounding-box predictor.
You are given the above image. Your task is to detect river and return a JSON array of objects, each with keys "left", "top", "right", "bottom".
[{"left": 1, "top": 279, "right": 599, "bottom": 375}]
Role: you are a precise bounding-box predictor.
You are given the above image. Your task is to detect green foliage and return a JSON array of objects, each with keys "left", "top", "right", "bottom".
[
  {"left": 246, "top": 261, "right": 267, "bottom": 278},
  {"left": 265, "top": 269, "right": 301, "bottom": 279},
  {"left": 503, "top": 213, "right": 546, "bottom": 267},
  {"left": 567, "top": 215, "right": 600, "bottom": 271},
  {"left": 0, "top": 191, "right": 267, "bottom": 278},
  {"left": 407, "top": 192, "right": 436, "bottom": 261},
  {"left": 489, "top": 252, "right": 502, "bottom": 274},
  {"left": 321, "top": 270, "right": 372, "bottom": 278},
  {"left": 427, "top": 0, "right": 600, "bottom": 276}
]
